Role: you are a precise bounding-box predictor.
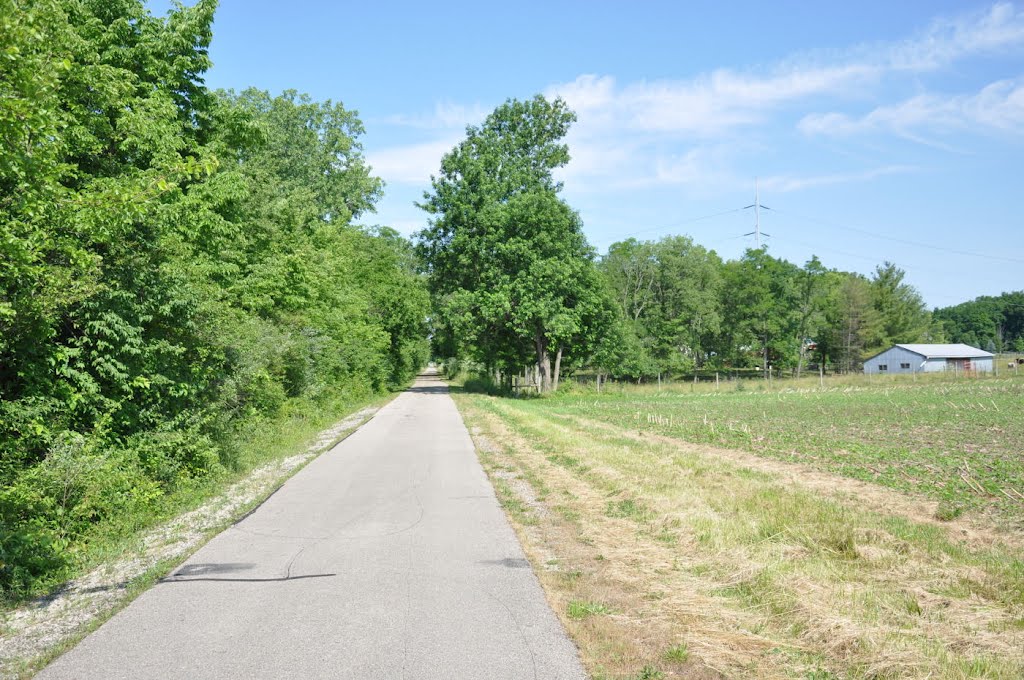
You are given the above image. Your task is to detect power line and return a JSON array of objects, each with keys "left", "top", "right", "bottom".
[
  {"left": 615, "top": 207, "right": 743, "bottom": 239},
  {"left": 770, "top": 208, "right": 1024, "bottom": 265},
  {"left": 770, "top": 234, "right": 882, "bottom": 264},
  {"left": 770, "top": 229, "right": 1015, "bottom": 278}
]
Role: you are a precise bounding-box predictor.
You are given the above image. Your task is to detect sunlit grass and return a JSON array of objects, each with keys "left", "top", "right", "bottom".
[
  {"left": 543, "top": 373, "right": 1024, "bottom": 525},
  {"left": 456, "top": 382, "right": 1024, "bottom": 679}
]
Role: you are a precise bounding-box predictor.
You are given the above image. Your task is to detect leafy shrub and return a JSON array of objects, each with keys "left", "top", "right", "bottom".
[
  {"left": 128, "top": 426, "right": 223, "bottom": 488},
  {"left": 1, "top": 433, "right": 163, "bottom": 597}
]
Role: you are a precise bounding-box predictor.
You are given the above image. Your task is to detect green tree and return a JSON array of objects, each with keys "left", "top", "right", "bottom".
[
  {"left": 934, "top": 291, "right": 1024, "bottom": 351},
  {"left": 718, "top": 249, "right": 800, "bottom": 376},
  {"left": 600, "top": 236, "right": 722, "bottom": 376},
  {"left": 0, "top": 0, "right": 429, "bottom": 597},
  {"left": 792, "top": 256, "right": 829, "bottom": 377},
  {"left": 418, "top": 96, "right": 605, "bottom": 391},
  {"left": 648, "top": 236, "right": 722, "bottom": 373},
  {"left": 601, "top": 239, "right": 658, "bottom": 323},
  {"left": 870, "top": 262, "right": 931, "bottom": 347},
  {"left": 820, "top": 274, "right": 882, "bottom": 372}
]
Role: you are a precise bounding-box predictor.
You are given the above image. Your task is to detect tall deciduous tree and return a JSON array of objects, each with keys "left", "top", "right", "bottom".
[
  {"left": 600, "top": 236, "right": 722, "bottom": 375},
  {"left": 418, "top": 96, "right": 606, "bottom": 391},
  {"left": 792, "top": 256, "right": 829, "bottom": 377},
  {"left": 718, "top": 248, "right": 800, "bottom": 376},
  {"left": 819, "top": 274, "right": 882, "bottom": 372}
]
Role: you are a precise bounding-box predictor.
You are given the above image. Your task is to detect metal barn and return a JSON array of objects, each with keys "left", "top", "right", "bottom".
[{"left": 862, "top": 344, "right": 994, "bottom": 375}]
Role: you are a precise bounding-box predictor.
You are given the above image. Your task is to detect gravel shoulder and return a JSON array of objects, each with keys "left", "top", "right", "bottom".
[{"left": 0, "top": 406, "right": 380, "bottom": 679}]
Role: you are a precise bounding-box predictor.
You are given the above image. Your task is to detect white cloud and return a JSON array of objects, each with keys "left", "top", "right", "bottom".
[
  {"left": 546, "top": 4, "right": 1024, "bottom": 140},
  {"left": 545, "top": 68, "right": 863, "bottom": 139},
  {"left": 887, "top": 2, "right": 1024, "bottom": 70},
  {"left": 366, "top": 138, "right": 458, "bottom": 184},
  {"left": 799, "top": 79, "right": 1024, "bottom": 137},
  {"left": 374, "top": 4, "right": 1024, "bottom": 191},
  {"left": 380, "top": 101, "right": 488, "bottom": 130}
]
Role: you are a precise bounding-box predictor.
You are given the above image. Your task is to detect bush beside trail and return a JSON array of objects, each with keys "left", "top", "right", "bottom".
[{"left": 0, "top": 1, "right": 428, "bottom": 599}]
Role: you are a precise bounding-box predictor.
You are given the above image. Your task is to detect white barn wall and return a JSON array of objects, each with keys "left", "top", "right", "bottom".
[
  {"left": 864, "top": 347, "right": 994, "bottom": 374},
  {"left": 966, "top": 356, "right": 991, "bottom": 372},
  {"left": 863, "top": 346, "right": 926, "bottom": 375}
]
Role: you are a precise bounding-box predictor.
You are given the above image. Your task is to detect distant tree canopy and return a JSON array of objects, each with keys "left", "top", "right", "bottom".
[
  {"left": 417, "top": 96, "right": 611, "bottom": 392},
  {"left": 934, "top": 291, "right": 1024, "bottom": 352},
  {"left": 0, "top": 0, "right": 428, "bottom": 596},
  {"left": 593, "top": 238, "right": 942, "bottom": 378}
]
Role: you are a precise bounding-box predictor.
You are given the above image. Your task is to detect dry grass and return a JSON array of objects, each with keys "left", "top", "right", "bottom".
[
  {"left": 455, "top": 392, "right": 1024, "bottom": 680},
  {"left": 554, "top": 373, "right": 1024, "bottom": 529}
]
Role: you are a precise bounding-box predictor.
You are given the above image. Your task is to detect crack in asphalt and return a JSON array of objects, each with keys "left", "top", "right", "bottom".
[{"left": 160, "top": 574, "right": 336, "bottom": 584}]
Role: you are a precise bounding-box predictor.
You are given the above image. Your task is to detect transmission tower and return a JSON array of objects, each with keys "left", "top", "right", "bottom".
[{"left": 743, "top": 178, "right": 771, "bottom": 248}]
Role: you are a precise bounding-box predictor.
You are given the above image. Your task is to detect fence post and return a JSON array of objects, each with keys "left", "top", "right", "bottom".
[{"left": 819, "top": 363, "right": 824, "bottom": 389}]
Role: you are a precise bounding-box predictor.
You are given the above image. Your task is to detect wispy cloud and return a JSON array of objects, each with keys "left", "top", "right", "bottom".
[
  {"left": 379, "top": 101, "right": 488, "bottom": 130},
  {"left": 759, "top": 165, "right": 919, "bottom": 193},
  {"left": 371, "top": 3, "right": 1024, "bottom": 190},
  {"left": 548, "top": 3, "right": 1024, "bottom": 139},
  {"left": 799, "top": 78, "right": 1024, "bottom": 138},
  {"left": 885, "top": 1, "right": 1024, "bottom": 70}
]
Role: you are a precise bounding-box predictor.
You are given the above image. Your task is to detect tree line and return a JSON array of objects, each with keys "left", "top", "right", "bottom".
[
  {"left": 419, "top": 96, "right": 949, "bottom": 388},
  {"left": 596, "top": 242, "right": 939, "bottom": 379},
  {"left": 1, "top": 0, "right": 428, "bottom": 596},
  {"left": 933, "top": 292, "right": 1024, "bottom": 353}
]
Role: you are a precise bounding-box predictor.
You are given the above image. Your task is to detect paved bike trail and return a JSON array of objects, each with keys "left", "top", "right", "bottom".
[{"left": 39, "top": 372, "right": 586, "bottom": 679}]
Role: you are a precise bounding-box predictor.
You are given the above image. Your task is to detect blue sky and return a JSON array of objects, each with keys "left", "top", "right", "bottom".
[{"left": 153, "top": 1, "right": 1023, "bottom": 308}]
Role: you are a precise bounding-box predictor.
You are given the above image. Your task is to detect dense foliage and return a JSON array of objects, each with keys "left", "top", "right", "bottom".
[
  {"left": 933, "top": 291, "right": 1024, "bottom": 353},
  {"left": 595, "top": 239, "right": 939, "bottom": 378},
  {"left": 418, "top": 96, "right": 612, "bottom": 392},
  {"left": 0, "top": 0, "right": 427, "bottom": 597}
]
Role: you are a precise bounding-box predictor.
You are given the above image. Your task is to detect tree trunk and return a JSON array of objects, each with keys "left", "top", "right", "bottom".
[
  {"left": 552, "top": 345, "right": 563, "bottom": 392},
  {"left": 535, "top": 335, "right": 551, "bottom": 392},
  {"left": 762, "top": 336, "right": 769, "bottom": 380}
]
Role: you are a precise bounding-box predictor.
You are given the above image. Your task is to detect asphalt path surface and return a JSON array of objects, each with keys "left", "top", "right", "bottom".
[{"left": 39, "top": 371, "right": 586, "bottom": 679}]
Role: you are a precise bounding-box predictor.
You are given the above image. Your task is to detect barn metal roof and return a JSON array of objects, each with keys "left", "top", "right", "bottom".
[{"left": 895, "top": 343, "right": 993, "bottom": 359}]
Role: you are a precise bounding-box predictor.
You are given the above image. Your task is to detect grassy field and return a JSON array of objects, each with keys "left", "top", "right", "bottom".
[
  {"left": 556, "top": 373, "right": 1024, "bottom": 526},
  {"left": 453, "top": 373, "right": 1024, "bottom": 679}
]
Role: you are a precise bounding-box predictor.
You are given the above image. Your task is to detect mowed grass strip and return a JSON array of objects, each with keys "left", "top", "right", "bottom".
[
  {"left": 548, "top": 374, "right": 1024, "bottom": 526},
  {"left": 455, "top": 390, "right": 1024, "bottom": 680}
]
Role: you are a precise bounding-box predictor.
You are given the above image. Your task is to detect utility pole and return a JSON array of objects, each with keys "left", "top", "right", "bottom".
[{"left": 743, "top": 177, "right": 771, "bottom": 248}]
